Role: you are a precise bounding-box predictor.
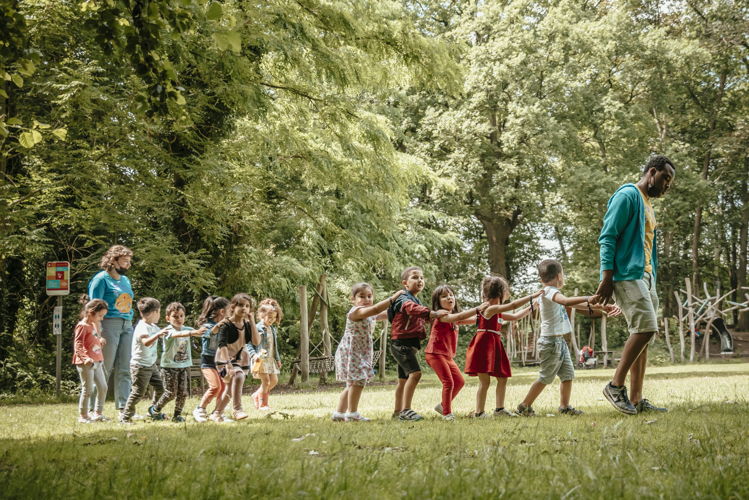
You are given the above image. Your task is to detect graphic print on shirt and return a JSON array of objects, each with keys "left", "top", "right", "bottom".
[
  {"left": 173, "top": 339, "right": 189, "bottom": 363},
  {"left": 114, "top": 287, "right": 133, "bottom": 313}
]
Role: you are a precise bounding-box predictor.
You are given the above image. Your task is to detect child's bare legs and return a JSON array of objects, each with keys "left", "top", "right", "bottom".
[
  {"left": 257, "top": 372, "right": 278, "bottom": 407},
  {"left": 494, "top": 376, "right": 508, "bottom": 409},
  {"left": 347, "top": 382, "right": 365, "bottom": 413},
  {"left": 401, "top": 371, "right": 421, "bottom": 410},
  {"left": 521, "top": 381, "right": 547, "bottom": 407},
  {"left": 560, "top": 380, "right": 572, "bottom": 408},
  {"left": 394, "top": 378, "right": 407, "bottom": 413},
  {"left": 475, "top": 373, "right": 491, "bottom": 414},
  {"left": 337, "top": 387, "right": 350, "bottom": 414}
]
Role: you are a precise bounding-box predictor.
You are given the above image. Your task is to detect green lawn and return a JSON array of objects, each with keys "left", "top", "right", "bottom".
[{"left": 1, "top": 363, "right": 747, "bottom": 499}]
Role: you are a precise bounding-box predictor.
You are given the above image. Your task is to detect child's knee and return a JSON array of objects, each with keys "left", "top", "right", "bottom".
[{"left": 409, "top": 371, "right": 422, "bottom": 381}]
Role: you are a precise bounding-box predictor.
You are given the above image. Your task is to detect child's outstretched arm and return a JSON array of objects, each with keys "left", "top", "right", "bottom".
[
  {"left": 484, "top": 289, "right": 544, "bottom": 318},
  {"left": 350, "top": 290, "right": 405, "bottom": 322},
  {"left": 438, "top": 302, "right": 490, "bottom": 324},
  {"left": 143, "top": 327, "right": 169, "bottom": 347},
  {"left": 502, "top": 305, "right": 535, "bottom": 322}
]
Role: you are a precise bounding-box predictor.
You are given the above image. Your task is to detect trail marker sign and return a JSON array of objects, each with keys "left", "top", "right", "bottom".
[{"left": 46, "top": 261, "right": 70, "bottom": 296}]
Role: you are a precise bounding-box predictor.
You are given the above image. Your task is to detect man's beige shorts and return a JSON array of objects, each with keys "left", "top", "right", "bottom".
[{"left": 613, "top": 272, "right": 659, "bottom": 334}]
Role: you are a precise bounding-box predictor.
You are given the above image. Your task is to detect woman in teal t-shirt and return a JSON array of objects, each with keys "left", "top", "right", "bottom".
[{"left": 87, "top": 245, "right": 135, "bottom": 410}]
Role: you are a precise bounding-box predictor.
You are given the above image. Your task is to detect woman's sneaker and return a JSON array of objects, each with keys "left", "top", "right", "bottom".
[
  {"left": 493, "top": 408, "right": 518, "bottom": 417},
  {"left": 192, "top": 407, "right": 208, "bottom": 423},
  {"left": 516, "top": 403, "right": 536, "bottom": 416},
  {"left": 559, "top": 405, "right": 584, "bottom": 416},
  {"left": 331, "top": 411, "right": 346, "bottom": 422},
  {"left": 398, "top": 409, "right": 424, "bottom": 421},
  {"left": 603, "top": 383, "right": 637, "bottom": 415},
  {"left": 442, "top": 413, "right": 456, "bottom": 421},
  {"left": 634, "top": 399, "right": 668, "bottom": 413},
  {"left": 344, "top": 412, "right": 370, "bottom": 422}
]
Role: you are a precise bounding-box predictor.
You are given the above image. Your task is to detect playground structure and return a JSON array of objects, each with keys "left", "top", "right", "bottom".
[
  {"left": 287, "top": 277, "right": 749, "bottom": 385},
  {"left": 672, "top": 279, "right": 749, "bottom": 362}
]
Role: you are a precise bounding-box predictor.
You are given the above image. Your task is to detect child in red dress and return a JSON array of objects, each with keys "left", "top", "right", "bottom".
[{"left": 465, "top": 276, "right": 542, "bottom": 418}]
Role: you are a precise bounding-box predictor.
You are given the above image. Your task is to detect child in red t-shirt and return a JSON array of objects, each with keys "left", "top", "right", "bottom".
[
  {"left": 426, "top": 285, "right": 488, "bottom": 420},
  {"left": 464, "top": 276, "right": 542, "bottom": 418}
]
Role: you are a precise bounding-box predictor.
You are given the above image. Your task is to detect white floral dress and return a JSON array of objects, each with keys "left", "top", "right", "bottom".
[{"left": 335, "top": 306, "right": 375, "bottom": 383}]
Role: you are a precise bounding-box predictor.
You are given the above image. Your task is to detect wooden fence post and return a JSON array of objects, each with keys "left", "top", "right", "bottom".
[
  {"left": 299, "top": 285, "right": 309, "bottom": 382},
  {"left": 569, "top": 302, "right": 580, "bottom": 362},
  {"left": 674, "top": 291, "right": 685, "bottom": 362},
  {"left": 686, "top": 278, "right": 696, "bottom": 362},
  {"left": 379, "top": 319, "right": 388, "bottom": 380},
  {"left": 601, "top": 313, "right": 609, "bottom": 368},
  {"left": 320, "top": 275, "right": 330, "bottom": 384}
]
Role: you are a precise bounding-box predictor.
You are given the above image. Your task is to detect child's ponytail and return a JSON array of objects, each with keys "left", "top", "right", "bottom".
[{"left": 198, "top": 295, "right": 230, "bottom": 324}]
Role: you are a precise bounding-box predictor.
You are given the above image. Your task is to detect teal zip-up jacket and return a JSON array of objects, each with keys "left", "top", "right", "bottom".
[{"left": 599, "top": 183, "right": 658, "bottom": 282}]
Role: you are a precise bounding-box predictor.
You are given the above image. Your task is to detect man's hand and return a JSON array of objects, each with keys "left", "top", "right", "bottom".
[
  {"left": 591, "top": 271, "right": 615, "bottom": 305},
  {"left": 604, "top": 304, "right": 622, "bottom": 317}
]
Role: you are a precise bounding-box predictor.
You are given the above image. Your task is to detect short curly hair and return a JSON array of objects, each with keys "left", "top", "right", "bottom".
[
  {"left": 99, "top": 245, "right": 133, "bottom": 271},
  {"left": 643, "top": 155, "right": 675, "bottom": 174}
]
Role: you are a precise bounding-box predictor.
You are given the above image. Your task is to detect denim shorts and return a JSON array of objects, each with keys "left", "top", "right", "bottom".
[
  {"left": 613, "top": 272, "right": 659, "bottom": 334},
  {"left": 537, "top": 336, "right": 575, "bottom": 384}
]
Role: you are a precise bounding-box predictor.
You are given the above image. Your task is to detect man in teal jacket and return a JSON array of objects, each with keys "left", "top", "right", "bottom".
[{"left": 592, "top": 155, "right": 675, "bottom": 415}]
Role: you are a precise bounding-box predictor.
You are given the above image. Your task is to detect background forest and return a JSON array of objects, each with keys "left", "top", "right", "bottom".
[{"left": 1, "top": 0, "right": 747, "bottom": 394}]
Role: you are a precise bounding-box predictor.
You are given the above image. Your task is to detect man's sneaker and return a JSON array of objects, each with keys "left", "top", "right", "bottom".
[
  {"left": 344, "top": 412, "right": 370, "bottom": 422},
  {"left": 603, "top": 383, "right": 637, "bottom": 415},
  {"left": 148, "top": 405, "right": 166, "bottom": 421},
  {"left": 493, "top": 407, "right": 518, "bottom": 417},
  {"left": 192, "top": 407, "right": 208, "bottom": 423},
  {"left": 634, "top": 399, "right": 668, "bottom": 413},
  {"left": 208, "top": 412, "right": 224, "bottom": 423},
  {"left": 398, "top": 409, "right": 424, "bottom": 421},
  {"left": 559, "top": 405, "right": 584, "bottom": 416},
  {"left": 516, "top": 403, "right": 536, "bottom": 417},
  {"left": 172, "top": 415, "right": 186, "bottom": 423},
  {"left": 331, "top": 411, "right": 346, "bottom": 422},
  {"left": 90, "top": 413, "right": 109, "bottom": 422},
  {"left": 434, "top": 403, "right": 443, "bottom": 415},
  {"left": 442, "top": 413, "right": 456, "bottom": 421},
  {"left": 232, "top": 410, "right": 249, "bottom": 420},
  {"left": 470, "top": 411, "right": 491, "bottom": 419}
]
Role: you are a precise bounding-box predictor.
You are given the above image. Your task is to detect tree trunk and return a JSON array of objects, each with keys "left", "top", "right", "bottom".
[
  {"left": 737, "top": 174, "right": 749, "bottom": 331},
  {"left": 477, "top": 215, "right": 513, "bottom": 277}
]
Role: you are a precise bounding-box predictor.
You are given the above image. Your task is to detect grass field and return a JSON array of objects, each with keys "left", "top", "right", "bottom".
[{"left": 1, "top": 363, "right": 748, "bottom": 499}]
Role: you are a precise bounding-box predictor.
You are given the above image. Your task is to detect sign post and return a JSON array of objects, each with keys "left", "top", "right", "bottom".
[{"left": 46, "top": 261, "right": 70, "bottom": 398}]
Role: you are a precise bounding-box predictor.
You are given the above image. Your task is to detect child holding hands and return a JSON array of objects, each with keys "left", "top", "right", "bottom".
[
  {"left": 120, "top": 297, "right": 170, "bottom": 423},
  {"left": 426, "top": 285, "right": 488, "bottom": 420},
  {"left": 149, "top": 302, "right": 206, "bottom": 422},
  {"left": 72, "top": 297, "right": 109, "bottom": 423},
  {"left": 465, "top": 276, "right": 542, "bottom": 418},
  {"left": 517, "top": 259, "right": 620, "bottom": 416},
  {"left": 250, "top": 299, "right": 284, "bottom": 411},
  {"left": 332, "top": 285, "right": 404, "bottom": 422}
]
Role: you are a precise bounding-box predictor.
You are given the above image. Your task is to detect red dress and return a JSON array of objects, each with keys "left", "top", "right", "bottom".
[{"left": 464, "top": 312, "right": 512, "bottom": 378}]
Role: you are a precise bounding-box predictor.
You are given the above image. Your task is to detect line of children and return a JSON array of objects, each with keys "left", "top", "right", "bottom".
[{"left": 72, "top": 262, "right": 621, "bottom": 424}]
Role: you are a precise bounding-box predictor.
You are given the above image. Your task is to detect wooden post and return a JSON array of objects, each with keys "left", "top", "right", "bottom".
[
  {"left": 664, "top": 317, "right": 674, "bottom": 363},
  {"left": 320, "top": 275, "right": 330, "bottom": 384},
  {"left": 307, "top": 274, "right": 325, "bottom": 332},
  {"left": 686, "top": 278, "right": 697, "bottom": 362},
  {"left": 674, "top": 291, "right": 685, "bottom": 362},
  {"left": 569, "top": 300, "right": 580, "bottom": 361},
  {"left": 299, "top": 285, "right": 310, "bottom": 382},
  {"left": 589, "top": 320, "right": 596, "bottom": 350},
  {"left": 508, "top": 321, "right": 515, "bottom": 359},
  {"left": 55, "top": 296, "right": 62, "bottom": 398},
  {"left": 379, "top": 319, "right": 388, "bottom": 380},
  {"left": 601, "top": 313, "right": 609, "bottom": 368}
]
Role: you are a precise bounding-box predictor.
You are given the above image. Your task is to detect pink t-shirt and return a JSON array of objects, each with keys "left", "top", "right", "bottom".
[{"left": 72, "top": 322, "right": 104, "bottom": 365}]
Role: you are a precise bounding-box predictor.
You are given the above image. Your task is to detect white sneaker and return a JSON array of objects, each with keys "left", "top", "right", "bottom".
[
  {"left": 192, "top": 407, "right": 208, "bottom": 423},
  {"left": 434, "top": 403, "right": 443, "bottom": 415},
  {"left": 78, "top": 416, "right": 92, "bottom": 424},
  {"left": 470, "top": 411, "right": 492, "bottom": 419},
  {"left": 208, "top": 412, "right": 224, "bottom": 423},
  {"left": 493, "top": 408, "right": 518, "bottom": 417},
  {"left": 442, "top": 413, "right": 456, "bottom": 421},
  {"left": 344, "top": 412, "right": 370, "bottom": 422},
  {"left": 232, "top": 410, "right": 249, "bottom": 420},
  {"left": 132, "top": 413, "right": 145, "bottom": 421},
  {"left": 90, "top": 413, "right": 109, "bottom": 422},
  {"left": 258, "top": 406, "right": 272, "bottom": 412},
  {"left": 331, "top": 411, "right": 346, "bottom": 422}
]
